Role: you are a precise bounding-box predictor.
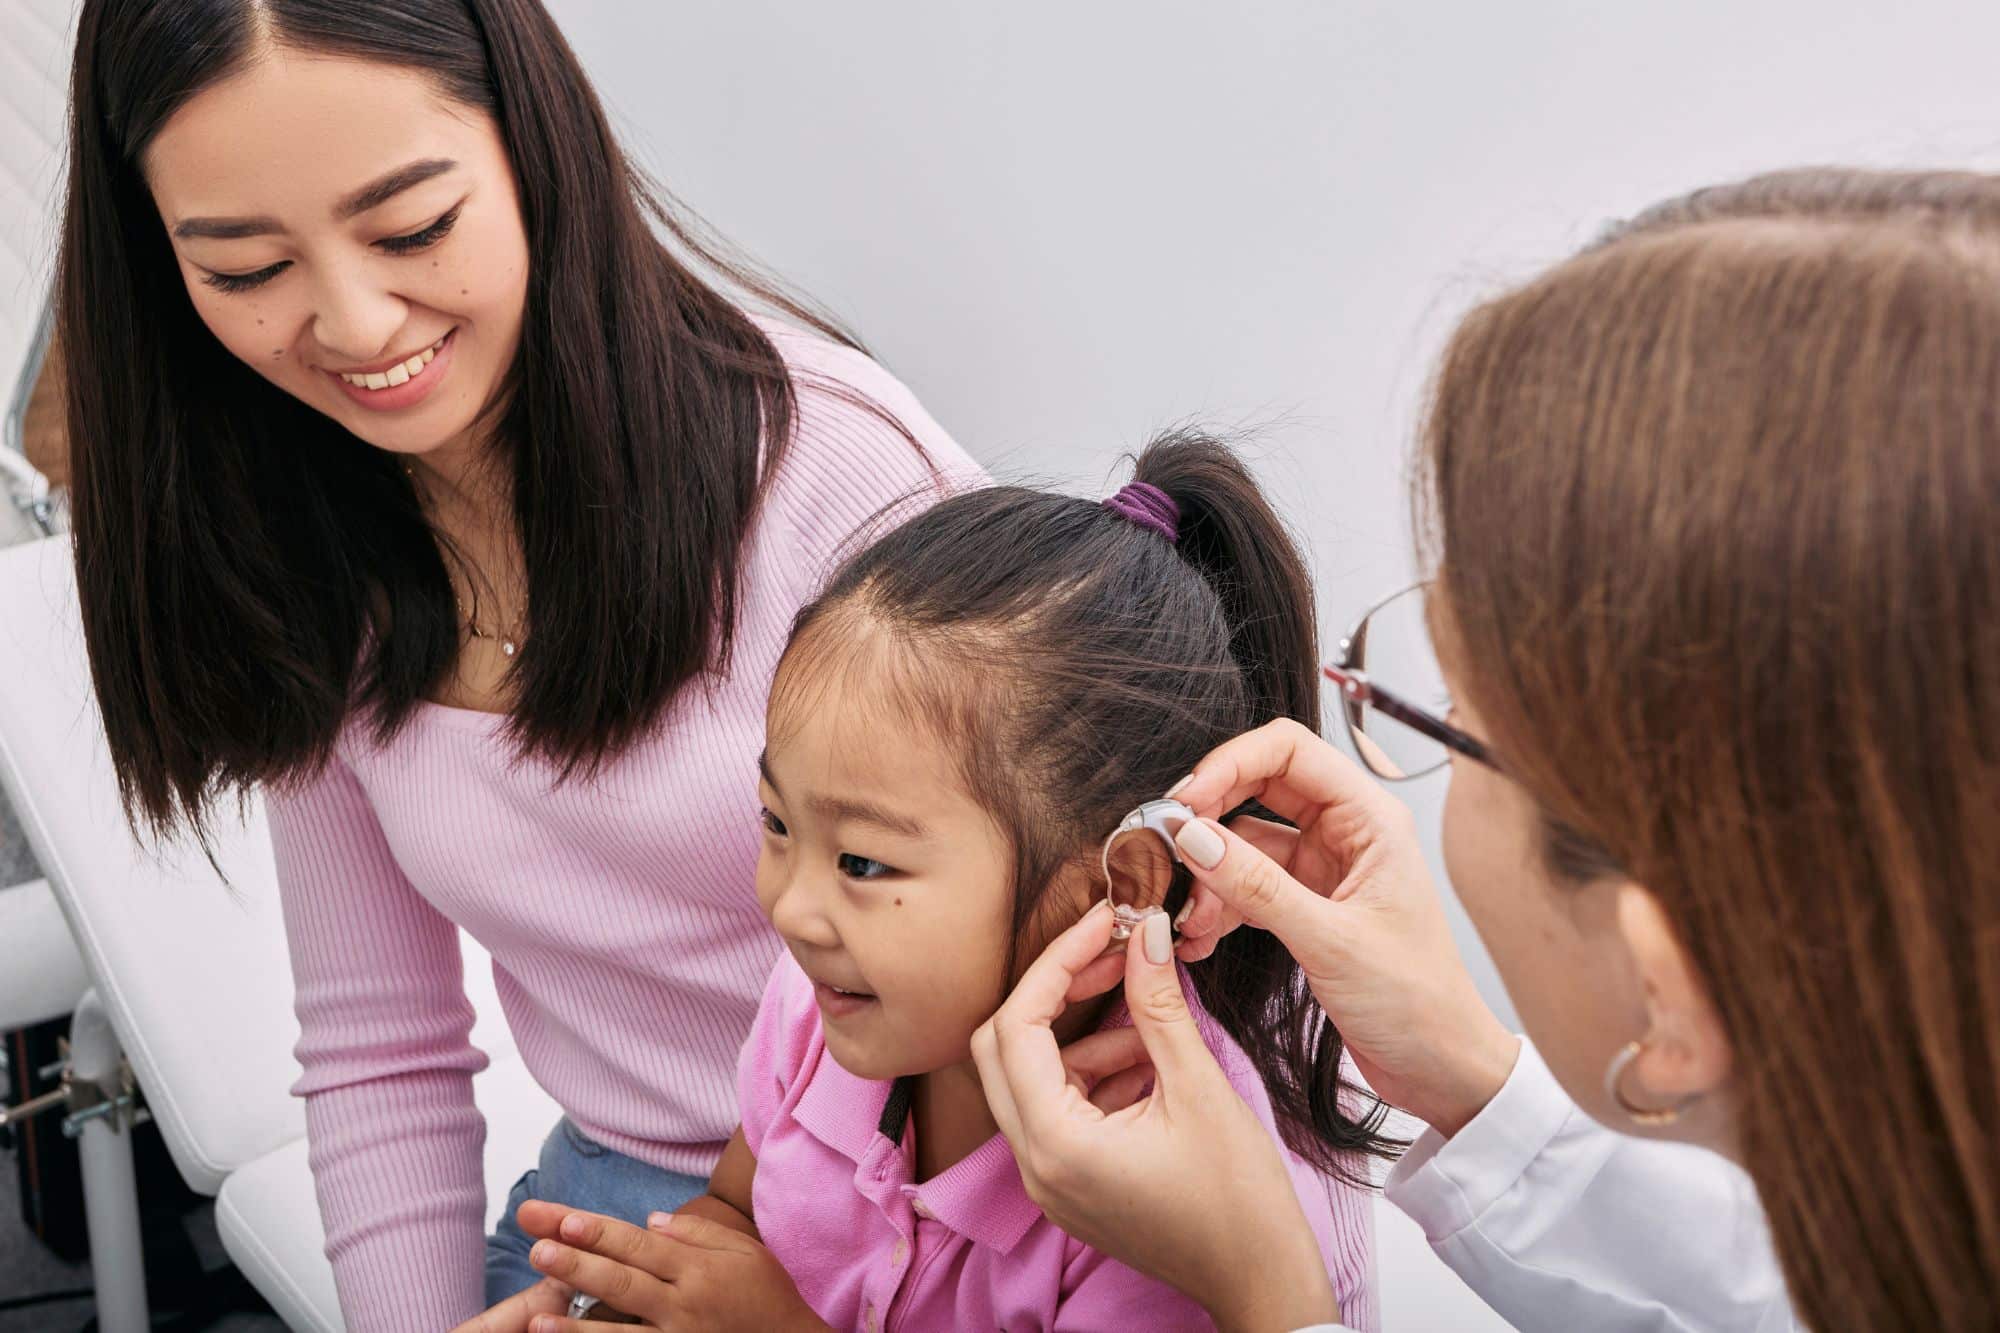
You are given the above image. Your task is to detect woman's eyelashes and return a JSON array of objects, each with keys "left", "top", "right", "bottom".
[
  {"left": 197, "top": 205, "right": 464, "bottom": 294},
  {"left": 375, "top": 203, "right": 462, "bottom": 255},
  {"left": 202, "top": 262, "right": 288, "bottom": 294}
]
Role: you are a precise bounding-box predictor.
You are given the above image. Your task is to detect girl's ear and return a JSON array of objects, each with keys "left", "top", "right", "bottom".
[{"left": 1103, "top": 829, "right": 1177, "bottom": 917}]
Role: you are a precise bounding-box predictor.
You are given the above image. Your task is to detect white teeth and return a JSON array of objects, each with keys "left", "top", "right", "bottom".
[{"left": 338, "top": 333, "right": 449, "bottom": 389}]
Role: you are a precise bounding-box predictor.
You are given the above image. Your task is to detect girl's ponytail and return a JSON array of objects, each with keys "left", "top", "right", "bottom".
[
  {"left": 1130, "top": 432, "right": 1321, "bottom": 733},
  {"left": 1130, "top": 432, "right": 1393, "bottom": 1180}
]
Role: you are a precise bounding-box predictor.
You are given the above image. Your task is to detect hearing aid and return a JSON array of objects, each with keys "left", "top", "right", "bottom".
[{"left": 1100, "top": 798, "right": 1198, "bottom": 940}]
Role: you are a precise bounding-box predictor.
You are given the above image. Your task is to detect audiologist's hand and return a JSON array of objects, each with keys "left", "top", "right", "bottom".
[
  {"left": 1168, "top": 719, "right": 1518, "bottom": 1137},
  {"left": 973, "top": 904, "right": 1339, "bottom": 1333}
]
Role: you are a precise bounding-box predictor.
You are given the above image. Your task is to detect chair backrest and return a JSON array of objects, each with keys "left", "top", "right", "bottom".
[{"left": 0, "top": 535, "right": 303, "bottom": 1192}]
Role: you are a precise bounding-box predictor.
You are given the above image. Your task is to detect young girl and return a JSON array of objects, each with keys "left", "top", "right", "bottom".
[{"left": 495, "top": 433, "right": 1390, "bottom": 1331}]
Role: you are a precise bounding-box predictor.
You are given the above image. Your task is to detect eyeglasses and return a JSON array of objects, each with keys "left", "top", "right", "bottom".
[{"left": 1321, "top": 582, "right": 1497, "bottom": 781}]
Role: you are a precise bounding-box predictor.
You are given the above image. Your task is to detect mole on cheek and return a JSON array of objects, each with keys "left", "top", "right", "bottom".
[
  {"left": 272, "top": 349, "right": 283, "bottom": 358},
  {"left": 894, "top": 897, "right": 903, "bottom": 907}
]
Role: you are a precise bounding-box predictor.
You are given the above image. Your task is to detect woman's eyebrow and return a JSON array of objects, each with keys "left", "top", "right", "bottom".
[
  {"left": 335, "top": 157, "right": 457, "bottom": 219},
  {"left": 170, "top": 157, "right": 458, "bottom": 240}
]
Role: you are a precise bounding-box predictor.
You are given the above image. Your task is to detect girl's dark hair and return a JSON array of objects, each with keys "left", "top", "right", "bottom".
[
  {"left": 779, "top": 431, "right": 1400, "bottom": 1184},
  {"left": 62, "top": 0, "right": 855, "bottom": 835}
]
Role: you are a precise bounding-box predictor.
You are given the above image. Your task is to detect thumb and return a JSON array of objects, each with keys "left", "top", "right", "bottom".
[{"left": 1121, "top": 911, "right": 1230, "bottom": 1092}]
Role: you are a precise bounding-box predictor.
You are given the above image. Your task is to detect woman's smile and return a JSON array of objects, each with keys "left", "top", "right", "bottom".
[{"left": 323, "top": 327, "right": 457, "bottom": 411}]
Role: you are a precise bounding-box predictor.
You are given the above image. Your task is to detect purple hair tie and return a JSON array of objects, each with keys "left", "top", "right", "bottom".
[{"left": 1101, "top": 481, "right": 1180, "bottom": 543}]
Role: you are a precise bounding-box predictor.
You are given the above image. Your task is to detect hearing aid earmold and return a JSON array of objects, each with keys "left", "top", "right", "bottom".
[{"left": 1108, "top": 903, "right": 1167, "bottom": 942}]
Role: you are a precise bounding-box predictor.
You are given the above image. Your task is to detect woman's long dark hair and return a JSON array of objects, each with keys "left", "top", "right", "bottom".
[
  {"left": 776, "top": 431, "right": 1401, "bottom": 1184},
  {"left": 61, "top": 0, "right": 854, "bottom": 836}
]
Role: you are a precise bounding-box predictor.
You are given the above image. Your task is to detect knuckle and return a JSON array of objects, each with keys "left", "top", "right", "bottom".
[
  {"left": 1235, "top": 856, "right": 1287, "bottom": 913},
  {"left": 1129, "top": 981, "right": 1190, "bottom": 1027}
]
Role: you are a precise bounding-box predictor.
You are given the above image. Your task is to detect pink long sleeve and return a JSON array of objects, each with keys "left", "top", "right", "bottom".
[
  {"left": 269, "top": 761, "right": 492, "bottom": 1331},
  {"left": 262, "top": 323, "right": 979, "bottom": 1332}
]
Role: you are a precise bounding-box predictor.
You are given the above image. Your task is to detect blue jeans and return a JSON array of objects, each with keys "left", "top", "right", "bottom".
[{"left": 484, "top": 1117, "right": 710, "bottom": 1303}]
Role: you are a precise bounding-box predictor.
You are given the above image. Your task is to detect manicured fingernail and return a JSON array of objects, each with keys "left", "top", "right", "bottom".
[
  {"left": 1165, "top": 774, "right": 1194, "bottom": 798},
  {"left": 1143, "top": 909, "right": 1173, "bottom": 964},
  {"left": 531, "top": 1240, "right": 559, "bottom": 1267},
  {"left": 648, "top": 1211, "right": 672, "bottom": 1231},
  {"left": 1172, "top": 897, "right": 1195, "bottom": 929},
  {"left": 1176, "top": 819, "right": 1224, "bottom": 869}
]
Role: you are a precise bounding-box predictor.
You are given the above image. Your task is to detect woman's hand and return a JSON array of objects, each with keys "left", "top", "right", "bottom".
[
  {"left": 502, "top": 1204, "right": 829, "bottom": 1332},
  {"left": 1171, "top": 719, "right": 1518, "bottom": 1135},
  {"left": 449, "top": 1277, "right": 576, "bottom": 1333},
  {"left": 972, "top": 903, "right": 1340, "bottom": 1333}
]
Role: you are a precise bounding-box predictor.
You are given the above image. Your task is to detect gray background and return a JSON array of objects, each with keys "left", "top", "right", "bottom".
[{"left": 548, "top": 0, "right": 2000, "bottom": 1027}]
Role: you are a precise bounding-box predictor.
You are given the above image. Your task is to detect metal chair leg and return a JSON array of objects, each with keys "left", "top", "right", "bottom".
[{"left": 67, "top": 989, "right": 149, "bottom": 1332}]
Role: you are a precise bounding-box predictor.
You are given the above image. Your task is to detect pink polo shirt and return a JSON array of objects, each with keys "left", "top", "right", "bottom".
[{"left": 738, "top": 953, "right": 1380, "bottom": 1332}]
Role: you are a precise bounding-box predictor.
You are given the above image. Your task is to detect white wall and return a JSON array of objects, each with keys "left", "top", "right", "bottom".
[{"left": 552, "top": 0, "right": 2000, "bottom": 1029}]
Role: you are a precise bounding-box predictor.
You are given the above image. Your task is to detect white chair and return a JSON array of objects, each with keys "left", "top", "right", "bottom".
[{"left": 0, "top": 532, "right": 559, "bottom": 1330}]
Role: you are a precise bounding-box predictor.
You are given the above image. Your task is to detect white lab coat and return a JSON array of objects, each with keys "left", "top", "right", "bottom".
[{"left": 1307, "top": 1039, "right": 1798, "bottom": 1333}]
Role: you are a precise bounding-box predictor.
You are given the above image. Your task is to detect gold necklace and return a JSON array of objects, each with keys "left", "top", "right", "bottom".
[
  {"left": 403, "top": 463, "right": 526, "bottom": 657},
  {"left": 456, "top": 593, "right": 524, "bottom": 658}
]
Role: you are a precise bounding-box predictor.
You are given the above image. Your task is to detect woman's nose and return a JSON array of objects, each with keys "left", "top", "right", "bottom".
[{"left": 309, "top": 268, "right": 407, "bottom": 364}]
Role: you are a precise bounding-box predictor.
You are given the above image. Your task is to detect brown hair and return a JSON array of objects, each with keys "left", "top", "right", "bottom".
[{"left": 1423, "top": 168, "right": 2000, "bottom": 1329}]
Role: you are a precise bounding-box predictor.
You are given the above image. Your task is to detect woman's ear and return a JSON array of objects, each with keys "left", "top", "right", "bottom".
[{"left": 1615, "top": 883, "right": 1734, "bottom": 1106}]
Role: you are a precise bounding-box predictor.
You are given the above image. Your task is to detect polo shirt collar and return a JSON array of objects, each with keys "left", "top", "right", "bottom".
[{"left": 792, "top": 1058, "right": 1044, "bottom": 1255}]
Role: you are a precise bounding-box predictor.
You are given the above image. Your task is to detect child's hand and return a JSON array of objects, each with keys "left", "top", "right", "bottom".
[{"left": 521, "top": 1207, "right": 829, "bottom": 1332}]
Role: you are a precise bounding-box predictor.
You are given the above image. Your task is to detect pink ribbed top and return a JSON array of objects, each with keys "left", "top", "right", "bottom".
[{"left": 265, "top": 325, "right": 979, "bottom": 1332}]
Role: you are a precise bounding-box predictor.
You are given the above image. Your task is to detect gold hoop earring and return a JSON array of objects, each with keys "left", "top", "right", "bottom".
[{"left": 1603, "top": 1040, "right": 1700, "bottom": 1127}]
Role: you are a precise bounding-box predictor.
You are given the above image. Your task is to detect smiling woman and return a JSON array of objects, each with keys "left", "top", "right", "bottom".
[
  {"left": 54, "top": 2, "right": 977, "bottom": 1329},
  {"left": 143, "top": 57, "right": 531, "bottom": 470}
]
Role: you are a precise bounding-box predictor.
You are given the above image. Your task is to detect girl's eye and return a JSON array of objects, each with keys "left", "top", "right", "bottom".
[
  {"left": 759, "top": 807, "right": 788, "bottom": 837},
  {"left": 837, "top": 853, "right": 895, "bottom": 881},
  {"left": 201, "top": 262, "right": 288, "bottom": 294},
  {"left": 376, "top": 205, "right": 462, "bottom": 256}
]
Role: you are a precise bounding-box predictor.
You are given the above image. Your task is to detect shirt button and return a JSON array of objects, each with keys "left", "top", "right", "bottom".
[
  {"left": 865, "top": 1304, "right": 879, "bottom": 1333},
  {"left": 912, "top": 1199, "right": 934, "bottom": 1219},
  {"left": 892, "top": 1238, "right": 909, "bottom": 1265}
]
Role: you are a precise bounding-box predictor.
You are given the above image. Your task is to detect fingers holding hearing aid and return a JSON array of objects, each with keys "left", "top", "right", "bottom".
[{"left": 1168, "top": 725, "right": 1520, "bottom": 1136}]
